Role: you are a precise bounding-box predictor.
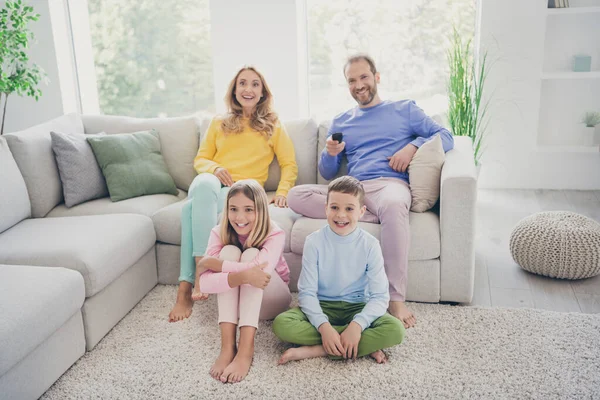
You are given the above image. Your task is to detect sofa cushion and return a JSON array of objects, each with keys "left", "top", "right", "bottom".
[
  {"left": 51, "top": 131, "right": 109, "bottom": 207},
  {"left": 269, "top": 204, "right": 302, "bottom": 253},
  {"left": 82, "top": 114, "right": 207, "bottom": 191},
  {"left": 46, "top": 189, "right": 187, "bottom": 217},
  {"left": 316, "top": 120, "right": 349, "bottom": 184},
  {"left": 264, "top": 119, "right": 318, "bottom": 191},
  {"left": 87, "top": 130, "right": 179, "bottom": 202},
  {"left": 4, "top": 113, "right": 84, "bottom": 217},
  {"left": 47, "top": 189, "right": 186, "bottom": 218},
  {"left": 0, "top": 265, "right": 85, "bottom": 377},
  {"left": 152, "top": 199, "right": 186, "bottom": 245},
  {"left": 290, "top": 211, "right": 440, "bottom": 261},
  {"left": 0, "top": 214, "right": 156, "bottom": 297},
  {"left": 0, "top": 137, "right": 31, "bottom": 234},
  {"left": 408, "top": 134, "right": 445, "bottom": 212}
]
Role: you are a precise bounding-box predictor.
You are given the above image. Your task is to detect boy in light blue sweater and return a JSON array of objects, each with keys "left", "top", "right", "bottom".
[{"left": 273, "top": 176, "right": 405, "bottom": 364}]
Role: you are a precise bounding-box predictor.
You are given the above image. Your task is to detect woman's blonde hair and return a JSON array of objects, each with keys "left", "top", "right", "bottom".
[
  {"left": 221, "top": 66, "right": 278, "bottom": 138},
  {"left": 220, "top": 179, "right": 272, "bottom": 250}
]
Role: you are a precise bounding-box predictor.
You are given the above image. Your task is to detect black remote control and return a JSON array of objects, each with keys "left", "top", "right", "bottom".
[{"left": 332, "top": 132, "right": 343, "bottom": 143}]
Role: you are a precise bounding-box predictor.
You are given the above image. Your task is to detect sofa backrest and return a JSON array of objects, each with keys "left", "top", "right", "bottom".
[
  {"left": 82, "top": 114, "right": 209, "bottom": 191},
  {"left": 4, "top": 113, "right": 84, "bottom": 218},
  {"left": 264, "top": 118, "right": 318, "bottom": 191},
  {"left": 0, "top": 137, "right": 31, "bottom": 233}
]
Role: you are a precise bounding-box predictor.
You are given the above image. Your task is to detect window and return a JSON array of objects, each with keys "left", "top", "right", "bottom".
[
  {"left": 307, "top": 0, "right": 476, "bottom": 121},
  {"left": 85, "top": 0, "right": 214, "bottom": 117}
]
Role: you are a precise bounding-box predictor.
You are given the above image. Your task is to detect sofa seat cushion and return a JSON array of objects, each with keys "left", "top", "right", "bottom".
[
  {"left": 0, "top": 137, "right": 31, "bottom": 234},
  {"left": 0, "top": 215, "right": 156, "bottom": 297},
  {"left": 290, "top": 211, "right": 441, "bottom": 261},
  {"left": 47, "top": 189, "right": 186, "bottom": 218},
  {"left": 0, "top": 265, "right": 85, "bottom": 377}
]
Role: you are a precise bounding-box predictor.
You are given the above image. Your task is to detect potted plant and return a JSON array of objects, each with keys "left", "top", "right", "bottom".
[
  {"left": 447, "top": 26, "right": 490, "bottom": 172},
  {"left": 0, "top": 0, "right": 46, "bottom": 135},
  {"left": 580, "top": 111, "right": 600, "bottom": 146}
]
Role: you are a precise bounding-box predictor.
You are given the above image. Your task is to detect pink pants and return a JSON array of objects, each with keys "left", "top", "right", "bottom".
[
  {"left": 288, "top": 177, "right": 411, "bottom": 302},
  {"left": 217, "top": 246, "right": 292, "bottom": 328}
]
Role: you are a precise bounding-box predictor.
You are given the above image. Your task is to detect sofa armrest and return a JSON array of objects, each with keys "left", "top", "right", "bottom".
[{"left": 439, "top": 136, "right": 478, "bottom": 302}]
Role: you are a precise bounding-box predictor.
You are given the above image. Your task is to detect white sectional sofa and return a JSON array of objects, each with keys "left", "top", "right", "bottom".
[{"left": 0, "top": 111, "right": 476, "bottom": 399}]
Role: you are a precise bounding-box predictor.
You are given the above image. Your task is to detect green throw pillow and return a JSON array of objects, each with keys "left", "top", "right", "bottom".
[{"left": 87, "top": 129, "right": 178, "bottom": 201}]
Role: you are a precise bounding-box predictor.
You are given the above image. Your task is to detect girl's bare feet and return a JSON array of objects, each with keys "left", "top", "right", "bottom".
[
  {"left": 210, "top": 348, "right": 236, "bottom": 381},
  {"left": 278, "top": 345, "right": 327, "bottom": 365},
  {"left": 220, "top": 352, "right": 253, "bottom": 383},
  {"left": 191, "top": 289, "right": 208, "bottom": 301},
  {"left": 369, "top": 350, "right": 387, "bottom": 364},
  {"left": 168, "top": 282, "right": 194, "bottom": 322}
]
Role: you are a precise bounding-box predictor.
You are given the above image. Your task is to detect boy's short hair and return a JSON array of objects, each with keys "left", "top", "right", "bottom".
[{"left": 327, "top": 176, "right": 365, "bottom": 206}]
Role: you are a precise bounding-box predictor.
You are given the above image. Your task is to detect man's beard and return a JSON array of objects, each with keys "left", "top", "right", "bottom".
[{"left": 352, "top": 84, "right": 377, "bottom": 106}]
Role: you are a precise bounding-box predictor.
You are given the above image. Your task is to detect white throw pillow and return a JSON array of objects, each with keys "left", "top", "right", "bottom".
[{"left": 408, "top": 135, "right": 445, "bottom": 212}]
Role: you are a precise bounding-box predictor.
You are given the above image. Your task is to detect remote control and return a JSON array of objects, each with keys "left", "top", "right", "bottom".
[{"left": 332, "top": 132, "right": 343, "bottom": 143}]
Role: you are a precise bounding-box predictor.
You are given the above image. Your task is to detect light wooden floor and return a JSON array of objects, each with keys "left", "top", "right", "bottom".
[{"left": 460, "top": 189, "right": 600, "bottom": 313}]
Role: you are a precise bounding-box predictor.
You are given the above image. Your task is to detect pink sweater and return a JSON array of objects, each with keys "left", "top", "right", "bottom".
[{"left": 198, "top": 224, "right": 290, "bottom": 293}]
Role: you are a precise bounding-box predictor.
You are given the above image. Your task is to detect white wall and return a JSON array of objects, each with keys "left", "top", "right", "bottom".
[
  {"left": 209, "top": 0, "right": 308, "bottom": 120},
  {"left": 1, "top": 0, "right": 65, "bottom": 133},
  {"left": 477, "top": 0, "right": 600, "bottom": 189}
]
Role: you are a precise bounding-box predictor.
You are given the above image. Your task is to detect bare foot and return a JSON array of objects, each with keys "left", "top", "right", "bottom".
[
  {"left": 168, "top": 283, "right": 194, "bottom": 322},
  {"left": 278, "top": 345, "right": 327, "bottom": 365},
  {"left": 220, "top": 352, "right": 253, "bottom": 383},
  {"left": 370, "top": 350, "right": 387, "bottom": 364},
  {"left": 209, "top": 348, "right": 236, "bottom": 381},
  {"left": 389, "top": 301, "right": 416, "bottom": 328}
]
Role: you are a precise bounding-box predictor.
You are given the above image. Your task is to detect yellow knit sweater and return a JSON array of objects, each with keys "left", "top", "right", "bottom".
[{"left": 193, "top": 117, "right": 298, "bottom": 196}]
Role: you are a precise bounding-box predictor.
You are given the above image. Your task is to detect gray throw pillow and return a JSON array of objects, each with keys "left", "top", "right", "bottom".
[
  {"left": 87, "top": 129, "right": 178, "bottom": 202},
  {"left": 51, "top": 131, "right": 109, "bottom": 208}
]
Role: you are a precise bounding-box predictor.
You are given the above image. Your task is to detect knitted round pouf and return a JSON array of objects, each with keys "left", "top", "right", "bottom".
[{"left": 510, "top": 211, "right": 600, "bottom": 279}]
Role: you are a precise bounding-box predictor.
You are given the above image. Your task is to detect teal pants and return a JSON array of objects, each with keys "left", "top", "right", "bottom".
[
  {"left": 179, "top": 173, "right": 230, "bottom": 284},
  {"left": 272, "top": 301, "right": 405, "bottom": 359}
]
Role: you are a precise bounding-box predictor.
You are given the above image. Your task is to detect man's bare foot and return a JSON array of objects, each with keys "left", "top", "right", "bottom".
[
  {"left": 389, "top": 301, "right": 416, "bottom": 328},
  {"left": 370, "top": 350, "right": 387, "bottom": 364},
  {"left": 278, "top": 345, "right": 327, "bottom": 365},
  {"left": 168, "top": 282, "right": 194, "bottom": 322},
  {"left": 220, "top": 352, "right": 253, "bottom": 383},
  {"left": 209, "top": 348, "right": 236, "bottom": 381}
]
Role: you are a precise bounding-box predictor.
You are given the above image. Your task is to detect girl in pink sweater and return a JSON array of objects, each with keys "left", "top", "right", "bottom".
[{"left": 192, "top": 179, "right": 292, "bottom": 383}]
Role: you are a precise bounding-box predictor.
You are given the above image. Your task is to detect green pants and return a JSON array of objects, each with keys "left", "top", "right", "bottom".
[
  {"left": 272, "top": 301, "right": 405, "bottom": 359},
  {"left": 179, "top": 173, "right": 230, "bottom": 284}
]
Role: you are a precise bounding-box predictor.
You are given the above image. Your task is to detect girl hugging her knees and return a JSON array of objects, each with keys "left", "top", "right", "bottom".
[{"left": 193, "top": 179, "right": 292, "bottom": 383}]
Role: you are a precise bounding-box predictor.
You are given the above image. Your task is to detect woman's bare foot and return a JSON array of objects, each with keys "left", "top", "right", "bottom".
[
  {"left": 168, "top": 282, "right": 194, "bottom": 322},
  {"left": 209, "top": 348, "right": 236, "bottom": 381},
  {"left": 278, "top": 345, "right": 327, "bottom": 365},
  {"left": 220, "top": 352, "right": 253, "bottom": 383},
  {"left": 389, "top": 301, "right": 416, "bottom": 328},
  {"left": 369, "top": 350, "right": 387, "bottom": 364}
]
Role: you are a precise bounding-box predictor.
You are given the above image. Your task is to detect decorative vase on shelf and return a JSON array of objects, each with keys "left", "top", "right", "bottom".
[
  {"left": 593, "top": 126, "right": 600, "bottom": 146},
  {"left": 572, "top": 55, "right": 592, "bottom": 72},
  {"left": 582, "top": 126, "right": 595, "bottom": 146}
]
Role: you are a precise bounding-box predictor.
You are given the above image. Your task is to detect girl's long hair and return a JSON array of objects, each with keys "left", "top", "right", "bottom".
[
  {"left": 220, "top": 179, "right": 272, "bottom": 250},
  {"left": 221, "top": 66, "right": 278, "bottom": 138}
]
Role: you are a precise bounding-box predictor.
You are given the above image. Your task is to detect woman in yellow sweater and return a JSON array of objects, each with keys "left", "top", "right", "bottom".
[{"left": 169, "top": 66, "right": 298, "bottom": 322}]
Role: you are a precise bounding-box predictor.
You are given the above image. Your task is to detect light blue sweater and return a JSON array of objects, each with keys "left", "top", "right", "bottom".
[
  {"left": 319, "top": 99, "right": 454, "bottom": 183},
  {"left": 297, "top": 225, "right": 390, "bottom": 331}
]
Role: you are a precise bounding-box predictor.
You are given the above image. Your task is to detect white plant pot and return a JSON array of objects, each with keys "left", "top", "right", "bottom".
[
  {"left": 582, "top": 126, "right": 595, "bottom": 146},
  {"left": 594, "top": 126, "right": 600, "bottom": 146}
]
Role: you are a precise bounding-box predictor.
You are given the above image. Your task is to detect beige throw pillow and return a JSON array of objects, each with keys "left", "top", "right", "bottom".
[{"left": 408, "top": 135, "right": 445, "bottom": 212}]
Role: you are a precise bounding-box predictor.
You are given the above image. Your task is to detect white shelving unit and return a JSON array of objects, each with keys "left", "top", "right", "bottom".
[{"left": 537, "top": 1, "right": 600, "bottom": 150}]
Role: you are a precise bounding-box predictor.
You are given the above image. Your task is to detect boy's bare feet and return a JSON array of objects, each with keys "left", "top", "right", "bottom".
[
  {"left": 278, "top": 345, "right": 327, "bottom": 365},
  {"left": 168, "top": 282, "right": 194, "bottom": 322},
  {"left": 209, "top": 347, "right": 236, "bottom": 381},
  {"left": 369, "top": 350, "right": 387, "bottom": 364},
  {"left": 389, "top": 301, "right": 416, "bottom": 328},
  {"left": 220, "top": 352, "right": 253, "bottom": 383}
]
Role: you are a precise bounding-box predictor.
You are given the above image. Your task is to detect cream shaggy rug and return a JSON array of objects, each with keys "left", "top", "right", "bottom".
[{"left": 42, "top": 285, "right": 600, "bottom": 400}]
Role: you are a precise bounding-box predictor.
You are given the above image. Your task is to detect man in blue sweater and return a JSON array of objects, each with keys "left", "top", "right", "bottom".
[
  {"left": 288, "top": 54, "right": 454, "bottom": 328},
  {"left": 273, "top": 176, "right": 405, "bottom": 364}
]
